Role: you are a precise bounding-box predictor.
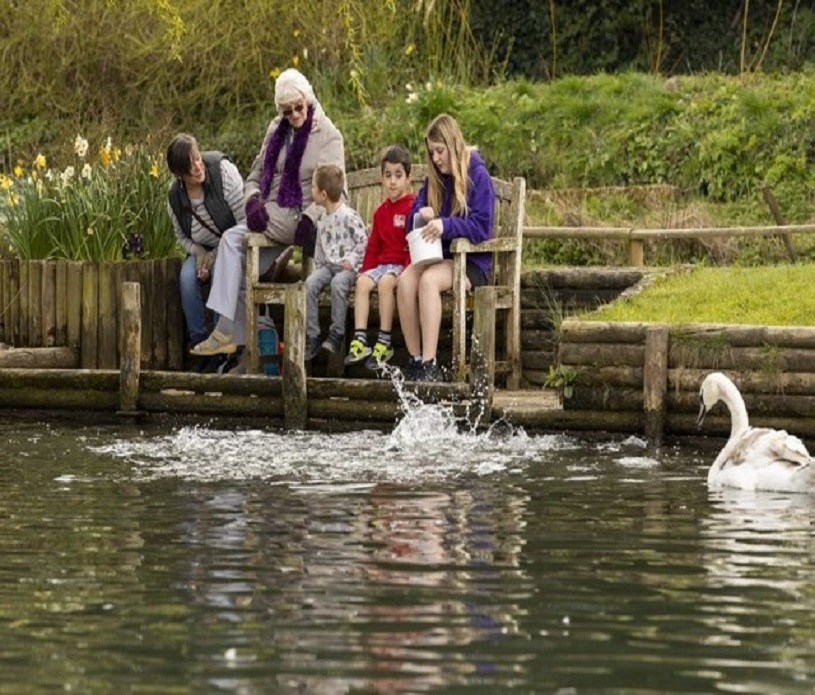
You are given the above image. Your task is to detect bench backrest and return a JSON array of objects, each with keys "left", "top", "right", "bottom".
[{"left": 346, "top": 164, "right": 523, "bottom": 285}]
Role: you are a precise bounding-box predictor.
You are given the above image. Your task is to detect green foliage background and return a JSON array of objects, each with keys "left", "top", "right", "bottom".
[{"left": 5, "top": 1, "right": 815, "bottom": 263}]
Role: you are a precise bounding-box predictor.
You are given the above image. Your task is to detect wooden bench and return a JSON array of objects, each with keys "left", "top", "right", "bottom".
[{"left": 245, "top": 165, "right": 525, "bottom": 388}]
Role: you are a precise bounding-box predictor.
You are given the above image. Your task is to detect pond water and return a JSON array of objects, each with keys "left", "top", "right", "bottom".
[{"left": 0, "top": 395, "right": 813, "bottom": 694}]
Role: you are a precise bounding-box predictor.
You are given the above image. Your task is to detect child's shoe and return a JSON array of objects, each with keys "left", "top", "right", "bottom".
[
  {"left": 322, "top": 331, "right": 344, "bottom": 354},
  {"left": 305, "top": 336, "right": 321, "bottom": 361},
  {"left": 402, "top": 356, "right": 423, "bottom": 381},
  {"left": 344, "top": 338, "right": 372, "bottom": 365},
  {"left": 365, "top": 342, "right": 394, "bottom": 370},
  {"left": 417, "top": 359, "right": 444, "bottom": 382}
]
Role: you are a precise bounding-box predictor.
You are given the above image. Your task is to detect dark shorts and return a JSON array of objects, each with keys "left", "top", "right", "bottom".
[{"left": 466, "top": 261, "right": 488, "bottom": 289}]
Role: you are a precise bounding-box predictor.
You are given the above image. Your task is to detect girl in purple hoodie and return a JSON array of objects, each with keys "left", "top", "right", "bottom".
[{"left": 396, "top": 113, "right": 496, "bottom": 382}]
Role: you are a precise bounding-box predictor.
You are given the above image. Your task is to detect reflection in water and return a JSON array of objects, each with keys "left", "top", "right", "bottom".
[{"left": 0, "top": 413, "right": 813, "bottom": 693}]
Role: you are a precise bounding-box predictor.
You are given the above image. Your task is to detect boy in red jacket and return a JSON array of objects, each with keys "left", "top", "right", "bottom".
[{"left": 344, "top": 145, "right": 415, "bottom": 370}]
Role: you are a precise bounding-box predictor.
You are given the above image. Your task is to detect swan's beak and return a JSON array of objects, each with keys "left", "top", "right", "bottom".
[{"left": 697, "top": 398, "right": 708, "bottom": 429}]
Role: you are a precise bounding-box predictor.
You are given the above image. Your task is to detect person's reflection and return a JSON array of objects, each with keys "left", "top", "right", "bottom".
[{"left": 353, "top": 483, "right": 531, "bottom": 692}]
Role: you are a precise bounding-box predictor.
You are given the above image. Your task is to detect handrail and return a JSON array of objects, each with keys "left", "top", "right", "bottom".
[{"left": 523, "top": 223, "right": 815, "bottom": 265}]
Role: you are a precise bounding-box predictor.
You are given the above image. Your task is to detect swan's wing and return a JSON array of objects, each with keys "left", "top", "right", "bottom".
[
  {"left": 714, "top": 427, "right": 815, "bottom": 492},
  {"left": 737, "top": 427, "right": 812, "bottom": 468}
]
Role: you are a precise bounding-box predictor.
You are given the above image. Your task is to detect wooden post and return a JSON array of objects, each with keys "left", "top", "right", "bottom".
[
  {"left": 0, "top": 261, "right": 8, "bottom": 344},
  {"left": 470, "top": 287, "right": 497, "bottom": 427},
  {"left": 66, "top": 261, "right": 82, "bottom": 350},
  {"left": 119, "top": 282, "right": 141, "bottom": 414},
  {"left": 283, "top": 283, "right": 307, "bottom": 430},
  {"left": 628, "top": 237, "right": 644, "bottom": 267},
  {"left": 18, "top": 260, "right": 29, "bottom": 346},
  {"left": 43, "top": 261, "right": 56, "bottom": 347},
  {"left": 55, "top": 261, "right": 68, "bottom": 346},
  {"left": 98, "top": 262, "right": 118, "bottom": 369},
  {"left": 81, "top": 262, "right": 99, "bottom": 369},
  {"left": 761, "top": 184, "right": 797, "bottom": 262},
  {"left": 9, "top": 261, "right": 20, "bottom": 346},
  {"left": 643, "top": 324, "right": 669, "bottom": 447}
]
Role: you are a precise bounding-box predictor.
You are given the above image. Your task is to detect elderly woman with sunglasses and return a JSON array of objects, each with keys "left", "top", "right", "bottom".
[{"left": 191, "top": 68, "right": 345, "bottom": 359}]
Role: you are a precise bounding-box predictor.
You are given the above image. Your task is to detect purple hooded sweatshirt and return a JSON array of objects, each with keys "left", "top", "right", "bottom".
[{"left": 408, "top": 149, "right": 496, "bottom": 281}]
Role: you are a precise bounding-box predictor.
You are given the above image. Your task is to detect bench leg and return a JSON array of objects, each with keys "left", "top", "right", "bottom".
[{"left": 470, "top": 286, "right": 496, "bottom": 426}]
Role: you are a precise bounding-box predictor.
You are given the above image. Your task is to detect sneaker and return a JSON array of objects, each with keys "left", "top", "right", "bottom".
[
  {"left": 344, "top": 338, "right": 371, "bottom": 365},
  {"left": 402, "top": 356, "right": 423, "bottom": 381},
  {"left": 365, "top": 341, "right": 394, "bottom": 370},
  {"left": 305, "top": 336, "right": 321, "bottom": 361},
  {"left": 417, "top": 359, "right": 444, "bottom": 383},
  {"left": 322, "top": 332, "right": 344, "bottom": 354}
]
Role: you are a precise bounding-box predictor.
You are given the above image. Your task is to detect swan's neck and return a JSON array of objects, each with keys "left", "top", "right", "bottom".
[{"left": 721, "top": 378, "right": 750, "bottom": 437}]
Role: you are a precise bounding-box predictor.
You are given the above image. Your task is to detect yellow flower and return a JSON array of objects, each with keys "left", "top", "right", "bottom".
[
  {"left": 292, "top": 55, "right": 300, "bottom": 67},
  {"left": 112, "top": 147, "right": 122, "bottom": 163},
  {"left": 150, "top": 161, "right": 159, "bottom": 178},
  {"left": 14, "top": 163, "right": 23, "bottom": 178},
  {"left": 34, "top": 153, "right": 46, "bottom": 170},
  {"left": 293, "top": 29, "right": 301, "bottom": 38},
  {"left": 100, "top": 147, "right": 111, "bottom": 167},
  {"left": 0, "top": 174, "right": 10, "bottom": 190},
  {"left": 87, "top": 226, "right": 94, "bottom": 236},
  {"left": 405, "top": 43, "right": 415, "bottom": 56},
  {"left": 269, "top": 67, "right": 281, "bottom": 79}
]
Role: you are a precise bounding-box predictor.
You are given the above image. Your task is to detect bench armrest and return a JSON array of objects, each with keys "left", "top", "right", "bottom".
[{"left": 450, "top": 237, "right": 519, "bottom": 254}]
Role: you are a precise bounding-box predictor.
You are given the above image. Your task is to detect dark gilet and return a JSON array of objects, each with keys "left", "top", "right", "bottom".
[{"left": 168, "top": 151, "right": 237, "bottom": 244}]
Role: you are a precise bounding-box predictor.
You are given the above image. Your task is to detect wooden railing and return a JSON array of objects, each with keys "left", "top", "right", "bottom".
[{"left": 523, "top": 223, "right": 815, "bottom": 266}]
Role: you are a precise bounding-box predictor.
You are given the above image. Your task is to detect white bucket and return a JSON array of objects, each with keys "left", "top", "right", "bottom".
[{"left": 407, "top": 227, "right": 443, "bottom": 269}]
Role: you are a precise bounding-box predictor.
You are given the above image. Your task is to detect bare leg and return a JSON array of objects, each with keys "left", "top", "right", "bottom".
[
  {"left": 396, "top": 264, "right": 422, "bottom": 357},
  {"left": 353, "top": 274, "right": 375, "bottom": 331},
  {"left": 417, "top": 260, "right": 455, "bottom": 362},
  {"left": 377, "top": 273, "right": 398, "bottom": 332}
]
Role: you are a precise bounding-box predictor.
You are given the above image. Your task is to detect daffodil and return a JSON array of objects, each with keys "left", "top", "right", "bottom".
[
  {"left": 87, "top": 226, "right": 94, "bottom": 236},
  {"left": 82, "top": 163, "right": 92, "bottom": 180},
  {"left": 100, "top": 147, "right": 111, "bottom": 167},
  {"left": 292, "top": 55, "right": 300, "bottom": 67},
  {"left": 269, "top": 67, "right": 281, "bottom": 79},
  {"left": 405, "top": 43, "right": 415, "bottom": 56},
  {"left": 1, "top": 174, "right": 10, "bottom": 190},
  {"left": 74, "top": 134, "right": 89, "bottom": 158},
  {"left": 14, "top": 163, "right": 23, "bottom": 178},
  {"left": 150, "top": 161, "right": 159, "bottom": 178},
  {"left": 34, "top": 153, "right": 46, "bottom": 170}
]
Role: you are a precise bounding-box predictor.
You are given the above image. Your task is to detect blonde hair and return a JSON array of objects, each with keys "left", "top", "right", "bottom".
[{"left": 423, "top": 113, "right": 471, "bottom": 217}]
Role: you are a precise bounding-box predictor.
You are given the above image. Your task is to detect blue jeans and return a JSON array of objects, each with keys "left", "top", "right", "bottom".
[
  {"left": 305, "top": 265, "right": 356, "bottom": 340},
  {"left": 180, "top": 254, "right": 213, "bottom": 345}
]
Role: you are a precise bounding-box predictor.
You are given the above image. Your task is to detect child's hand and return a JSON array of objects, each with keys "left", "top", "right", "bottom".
[
  {"left": 419, "top": 206, "right": 435, "bottom": 223},
  {"left": 421, "top": 219, "right": 443, "bottom": 241}
]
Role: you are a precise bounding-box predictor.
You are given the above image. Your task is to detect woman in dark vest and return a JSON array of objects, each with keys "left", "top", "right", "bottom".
[{"left": 166, "top": 134, "right": 245, "bottom": 354}]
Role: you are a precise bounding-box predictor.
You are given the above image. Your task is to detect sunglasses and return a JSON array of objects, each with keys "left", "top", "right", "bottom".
[{"left": 282, "top": 102, "right": 306, "bottom": 118}]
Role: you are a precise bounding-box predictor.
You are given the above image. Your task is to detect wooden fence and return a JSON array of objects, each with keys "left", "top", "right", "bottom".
[
  {"left": 0, "top": 258, "right": 185, "bottom": 370},
  {"left": 523, "top": 223, "right": 815, "bottom": 266},
  {"left": 557, "top": 319, "right": 815, "bottom": 442}
]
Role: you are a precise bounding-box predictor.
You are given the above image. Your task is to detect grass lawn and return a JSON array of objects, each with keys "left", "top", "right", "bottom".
[{"left": 584, "top": 264, "right": 815, "bottom": 326}]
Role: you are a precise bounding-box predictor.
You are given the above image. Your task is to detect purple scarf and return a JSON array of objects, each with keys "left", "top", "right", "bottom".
[{"left": 259, "top": 104, "right": 315, "bottom": 207}]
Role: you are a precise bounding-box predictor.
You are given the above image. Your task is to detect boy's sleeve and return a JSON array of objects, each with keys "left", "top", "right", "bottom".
[
  {"left": 345, "top": 211, "right": 368, "bottom": 270},
  {"left": 360, "top": 204, "right": 383, "bottom": 272}
]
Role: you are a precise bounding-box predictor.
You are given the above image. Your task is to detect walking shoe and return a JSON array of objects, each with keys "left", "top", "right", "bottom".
[
  {"left": 322, "top": 332, "right": 344, "bottom": 354},
  {"left": 305, "top": 336, "right": 321, "bottom": 361},
  {"left": 344, "top": 338, "right": 372, "bottom": 365},
  {"left": 190, "top": 328, "right": 238, "bottom": 356},
  {"left": 365, "top": 341, "right": 394, "bottom": 370},
  {"left": 417, "top": 359, "right": 444, "bottom": 382},
  {"left": 402, "top": 356, "right": 423, "bottom": 381}
]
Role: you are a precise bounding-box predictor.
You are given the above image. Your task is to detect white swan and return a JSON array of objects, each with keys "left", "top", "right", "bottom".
[{"left": 697, "top": 372, "right": 815, "bottom": 493}]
